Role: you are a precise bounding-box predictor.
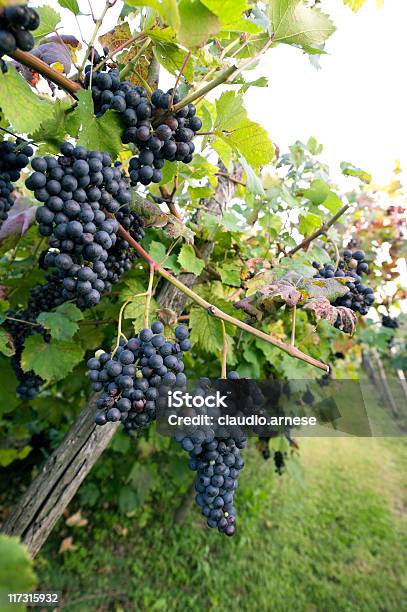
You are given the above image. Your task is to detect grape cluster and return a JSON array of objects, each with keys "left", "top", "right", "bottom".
[
  {"left": 313, "top": 249, "right": 374, "bottom": 315},
  {"left": 382, "top": 315, "right": 399, "bottom": 329},
  {"left": 0, "top": 5, "right": 40, "bottom": 72},
  {"left": 174, "top": 373, "right": 247, "bottom": 536},
  {"left": 0, "top": 138, "right": 33, "bottom": 229},
  {"left": 85, "top": 69, "right": 201, "bottom": 187},
  {"left": 26, "top": 142, "right": 144, "bottom": 309},
  {"left": 88, "top": 323, "right": 191, "bottom": 433}
]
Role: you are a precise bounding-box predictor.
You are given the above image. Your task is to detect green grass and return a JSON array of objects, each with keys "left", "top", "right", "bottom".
[{"left": 37, "top": 436, "right": 407, "bottom": 612}]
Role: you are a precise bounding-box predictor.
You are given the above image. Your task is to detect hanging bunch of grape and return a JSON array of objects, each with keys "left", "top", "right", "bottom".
[{"left": 85, "top": 68, "right": 202, "bottom": 186}]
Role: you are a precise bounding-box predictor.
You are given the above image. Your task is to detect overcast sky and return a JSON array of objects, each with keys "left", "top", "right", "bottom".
[{"left": 37, "top": 0, "right": 407, "bottom": 185}]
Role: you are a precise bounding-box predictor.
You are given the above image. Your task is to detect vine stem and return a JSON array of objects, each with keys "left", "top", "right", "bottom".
[
  {"left": 220, "top": 321, "right": 228, "bottom": 378},
  {"left": 80, "top": 0, "right": 114, "bottom": 73},
  {"left": 287, "top": 204, "right": 350, "bottom": 256},
  {"left": 111, "top": 218, "right": 329, "bottom": 372},
  {"left": 111, "top": 292, "right": 148, "bottom": 357},
  {"left": 8, "top": 50, "right": 81, "bottom": 97},
  {"left": 291, "top": 305, "right": 296, "bottom": 346},
  {"left": 170, "top": 50, "right": 192, "bottom": 108},
  {"left": 143, "top": 265, "right": 155, "bottom": 328}
]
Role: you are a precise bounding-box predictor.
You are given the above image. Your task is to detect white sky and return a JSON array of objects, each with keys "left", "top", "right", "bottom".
[{"left": 36, "top": 0, "right": 407, "bottom": 185}]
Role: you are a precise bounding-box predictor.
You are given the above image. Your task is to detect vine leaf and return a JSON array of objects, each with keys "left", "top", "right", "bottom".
[
  {"left": 125, "top": 0, "right": 181, "bottom": 31},
  {"left": 215, "top": 91, "right": 274, "bottom": 169},
  {"left": 99, "top": 22, "right": 132, "bottom": 52},
  {"left": 0, "top": 197, "right": 36, "bottom": 249},
  {"left": 0, "top": 535, "right": 37, "bottom": 593},
  {"left": 217, "top": 262, "right": 241, "bottom": 287},
  {"left": 37, "top": 303, "right": 83, "bottom": 341},
  {"left": 190, "top": 307, "right": 230, "bottom": 354},
  {"left": 340, "top": 161, "right": 372, "bottom": 184},
  {"left": 302, "top": 277, "right": 351, "bottom": 301},
  {"left": 0, "top": 329, "right": 15, "bottom": 357},
  {"left": 178, "top": 244, "right": 204, "bottom": 275},
  {"left": 0, "top": 67, "right": 55, "bottom": 134},
  {"left": 178, "top": 0, "right": 220, "bottom": 48},
  {"left": 21, "top": 336, "right": 84, "bottom": 383},
  {"left": 58, "top": 0, "right": 80, "bottom": 15},
  {"left": 67, "top": 89, "right": 123, "bottom": 158},
  {"left": 33, "top": 7, "right": 61, "bottom": 43},
  {"left": 303, "top": 297, "right": 356, "bottom": 334},
  {"left": 235, "top": 271, "right": 351, "bottom": 317},
  {"left": 269, "top": 0, "right": 336, "bottom": 50}
]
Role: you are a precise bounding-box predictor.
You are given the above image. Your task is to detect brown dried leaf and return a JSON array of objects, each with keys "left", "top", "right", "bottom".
[
  {"left": 335, "top": 307, "right": 357, "bottom": 334},
  {"left": 303, "top": 297, "right": 338, "bottom": 325},
  {"left": 303, "top": 297, "right": 356, "bottom": 334},
  {"left": 260, "top": 280, "right": 302, "bottom": 308},
  {"left": 59, "top": 536, "right": 76, "bottom": 554},
  {"left": 65, "top": 511, "right": 88, "bottom": 527}
]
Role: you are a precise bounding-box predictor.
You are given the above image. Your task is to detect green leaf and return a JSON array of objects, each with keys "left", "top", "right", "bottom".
[
  {"left": 239, "top": 156, "right": 264, "bottom": 196},
  {"left": 0, "top": 328, "right": 15, "bottom": 357},
  {"left": 33, "top": 7, "right": 61, "bottom": 42},
  {"left": 323, "top": 191, "right": 343, "bottom": 213},
  {"left": 178, "top": 244, "right": 204, "bottom": 275},
  {"left": 149, "top": 240, "right": 167, "bottom": 263},
  {"left": 215, "top": 91, "right": 274, "bottom": 168},
  {"left": 150, "top": 29, "right": 194, "bottom": 80},
  {"left": 0, "top": 67, "right": 55, "bottom": 134},
  {"left": 0, "top": 535, "right": 37, "bottom": 601},
  {"left": 217, "top": 262, "right": 241, "bottom": 287},
  {"left": 67, "top": 89, "right": 123, "bottom": 158},
  {"left": 0, "top": 355, "right": 19, "bottom": 415},
  {"left": 269, "top": 0, "right": 336, "bottom": 50},
  {"left": 125, "top": 296, "right": 158, "bottom": 331},
  {"left": 31, "top": 98, "right": 72, "bottom": 153},
  {"left": 125, "top": 0, "right": 180, "bottom": 31},
  {"left": 21, "top": 335, "right": 84, "bottom": 384},
  {"left": 189, "top": 307, "right": 224, "bottom": 354},
  {"left": 178, "top": 0, "right": 220, "bottom": 48},
  {"left": 299, "top": 212, "right": 321, "bottom": 236},
  {"left": 0, "top": 446, "right": 31, "bottom": 468},
  {"left": 340, "top": 161, "right": 372, "bottom": 184},
  {"left": 201, "top": 0, "right": 250, "bottom": 29},
  {"left": 58, "top": 0, "right": 80, "bottom": 15},
  {"left": 304, "top": 179, "right": 330, "bottom": 205},
  {"left": 119, "top": 488, "right": 139, "bottom": 513},
  {"left": 37, "top": 303, "right": 83, "bottom": 341}
]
